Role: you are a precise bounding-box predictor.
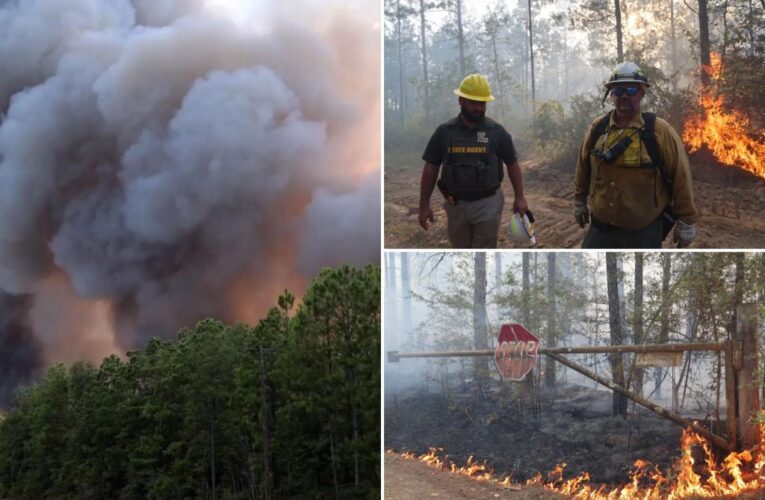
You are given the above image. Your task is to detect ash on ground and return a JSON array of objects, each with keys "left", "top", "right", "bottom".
[{"left": 385, "top": 378, "right": 713, "bottom": 485}]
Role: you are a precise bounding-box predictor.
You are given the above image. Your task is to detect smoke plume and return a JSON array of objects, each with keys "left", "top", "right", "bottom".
[{"left": 0, "top": 0, "right": 380, "bottom": 404}]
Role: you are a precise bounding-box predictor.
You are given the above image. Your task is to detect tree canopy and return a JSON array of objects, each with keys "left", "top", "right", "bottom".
[{"left": 0, "top": 264, "right": 380, "bottom": 500}]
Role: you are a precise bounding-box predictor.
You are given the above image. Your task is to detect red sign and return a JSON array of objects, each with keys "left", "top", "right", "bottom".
[{"left": 494, "top": 324, "right": 540, "bottom": 381}]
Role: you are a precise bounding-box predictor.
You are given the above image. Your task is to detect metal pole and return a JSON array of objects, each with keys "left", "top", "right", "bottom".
[
  {"left": 387, "top": 342, "right": 725, "bottom": 362},
  {"left": 546, "top": 352, "right": 732, "bottom": 451}
]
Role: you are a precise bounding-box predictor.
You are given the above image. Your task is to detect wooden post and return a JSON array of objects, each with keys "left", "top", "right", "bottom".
[
  {"left": 735, "top": 304, "right": 761, "bottom": 449},
  {"left": 724, "top": 341, "right": 738, "bottom": 450}
]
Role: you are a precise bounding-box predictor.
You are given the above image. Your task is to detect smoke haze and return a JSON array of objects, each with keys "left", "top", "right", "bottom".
[{"left": 0, "top": 0, "right": 380, "bottom": 404}]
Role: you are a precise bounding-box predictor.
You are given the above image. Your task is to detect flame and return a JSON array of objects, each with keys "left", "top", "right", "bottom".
[
  {"left": 682, "top": 53, "right": 765, "bottom": 178},
  {"left": 393, "top": 424, "right": 765, "bottom": 498},
  {"left": 393, "top": 447, "right": 521, "bottom": 488}
]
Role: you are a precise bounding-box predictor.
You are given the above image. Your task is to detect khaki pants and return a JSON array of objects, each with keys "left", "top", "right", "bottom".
[{"left": 443, "top": 190, "right": 504, "bottom": 248}]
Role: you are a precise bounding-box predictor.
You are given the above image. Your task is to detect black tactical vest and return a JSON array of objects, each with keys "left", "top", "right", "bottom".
[{"left": 440, "top": 124, "right": 501, "bottom": 201}]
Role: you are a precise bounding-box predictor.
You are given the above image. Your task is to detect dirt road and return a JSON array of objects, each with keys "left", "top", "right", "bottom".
[
  {"left": 385, "top": 159, "right": 765, "bottom": 249},
  {"left": 384, "top": 452, "right": 563, "bottom": 499}
]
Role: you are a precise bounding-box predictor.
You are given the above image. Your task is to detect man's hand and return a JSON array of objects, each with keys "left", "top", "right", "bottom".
[
  {"left": 673, "top": 220, "right": 696, "bottom": 248},
  {"left": 575, "top": 200, "right": 590, "bottom": 228},
  {"left": 513, "top": 196, "right": 528, "bottom": 215},
  {"left": 419, "top": 206, "right": 434, "bottom": 230}
]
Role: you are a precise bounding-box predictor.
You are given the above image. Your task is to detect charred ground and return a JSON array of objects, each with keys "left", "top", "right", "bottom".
[{"left": 385, "top": 378, "right": 699, "bottom": 485}]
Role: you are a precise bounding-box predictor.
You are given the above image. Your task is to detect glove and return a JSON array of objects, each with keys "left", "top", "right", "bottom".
[
  {"left": 673, "top": 220, "right": 696, "bottom": 248},
  {"left": 574, "top": 200, "right": 590, "bottom": 228}
]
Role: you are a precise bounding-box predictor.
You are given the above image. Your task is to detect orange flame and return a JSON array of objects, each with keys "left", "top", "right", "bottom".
[
  {"left": 683, "top": 53, "right": 765, "bottom": 178},
  {"left": 393, "top": 425, "right": 765, "bottom": 498}
]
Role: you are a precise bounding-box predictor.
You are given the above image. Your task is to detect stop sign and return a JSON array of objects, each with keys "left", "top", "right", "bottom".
[{"left": 494, "top": 324, "right": 540, "bottom": 381}]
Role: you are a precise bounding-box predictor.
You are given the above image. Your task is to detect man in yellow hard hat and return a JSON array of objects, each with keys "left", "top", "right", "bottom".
[
  {"left": 574, "top": 61, "right": 698, "bottom": 248},
  {"left": 418, "top": 74, "right": 527, "bottom": 248}
]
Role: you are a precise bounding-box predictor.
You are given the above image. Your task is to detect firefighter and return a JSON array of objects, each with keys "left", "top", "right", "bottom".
[
  {"left": 574, "top": 61, "right": 698, "bottom": 248},
  {"left": 418, "top": 74, "right": 527, "bottom": 248}
]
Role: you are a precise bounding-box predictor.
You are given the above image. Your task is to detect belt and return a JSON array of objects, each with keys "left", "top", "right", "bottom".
[
  {"left": 590, "top": 216, "right": 619, "bottom": 233},
  {"left": 591, "top": 213, "right": 664, "bottom": 233},
  {"left": 453, "top": 189, "right": 497, "bottom": 202}
]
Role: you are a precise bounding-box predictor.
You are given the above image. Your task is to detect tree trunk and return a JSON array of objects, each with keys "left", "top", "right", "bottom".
[
  {"left": 521, "top": 252, "right": 537, "bottom": 416},
  {"left": 495, "top": 252, "right": 502, "bottom": 290},
  {"left": 396, "top": 0, "right": 406, "bottom": 128},
  {"left": 210, "top": 399, "right": 217, "bottom": 500},
  {"left": 545, "top": 254, "right": 557, "bottom": 389},
  {"left": 633, "top": 253, "right": 644, "bottom": 396},
  {"left": 260, "top": 347, "right": 273, "bottom": 500},
  {"left": 473, "top": 253, "right": 489, "bottom": 380},
  {"left": 670, "top": 0, "right": 678, "bottom": 92},
  {"left": 401, "top": 253, "right": 412, "bottom": 346},
  {"left": 329, "top": 428, "right": 340, "bottom": 500},
  {"left": 456, "top": 0, "right": 465, "bottom": 76},
  {"left": 419, "top": 0, "right": 430, "bottom": 123},
  {"left": 527, "top": 0, "right": 536, "bottom": 113},
  {"left": 490, "top": 20, "right": 507, "bottom": 124},
  {"left": 727, "top": 253, "right": 745, "bottom": 340},
  {"left": 655, "top": 254, "right": 671, "bottom": 398},
  {"left": 614, "top": 0, "right": 624, "bottom": 62},
  {"left": 352, "top": 406, "right": 360, "bottom": 488},
  {"left": 522, "top": 254, "right": 530, "bottom": 327},
  {"left": 606, "top": 253, "right": 627, "bottom": 417},
  {"left": 698, "top": 0, "right": 711, "bottom": 86}
]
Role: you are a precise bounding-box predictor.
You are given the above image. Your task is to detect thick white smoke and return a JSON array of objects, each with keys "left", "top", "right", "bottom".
[{"left": 0, "top": 0, "right": 380, "bottom": 381}]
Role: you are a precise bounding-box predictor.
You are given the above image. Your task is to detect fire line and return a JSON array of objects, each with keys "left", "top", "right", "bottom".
[{"left": 682, "top": 53, "right": 765, "bottom": 179}]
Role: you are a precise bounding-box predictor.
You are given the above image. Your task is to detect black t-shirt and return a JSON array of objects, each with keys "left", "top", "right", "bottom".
[{"left": 422, "top": 115, "right": 518, "bottom": 168}]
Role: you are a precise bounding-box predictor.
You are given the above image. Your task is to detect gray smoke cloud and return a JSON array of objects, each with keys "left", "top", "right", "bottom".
[
  {"left": 0, "top": 0, "right": 380, "bottom": 399},
  {"left": 0, "top": 292, "right": 41, "bottom": 407}
]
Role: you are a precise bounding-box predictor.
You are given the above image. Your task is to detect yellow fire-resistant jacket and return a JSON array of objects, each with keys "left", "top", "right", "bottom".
[{"left": 574, "top": 112, "right": 698, "bottom": 230}]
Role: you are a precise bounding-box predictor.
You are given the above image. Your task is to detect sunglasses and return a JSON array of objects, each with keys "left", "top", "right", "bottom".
[{"left": 611, "top": 86, "right": 640, "bottom": 97}]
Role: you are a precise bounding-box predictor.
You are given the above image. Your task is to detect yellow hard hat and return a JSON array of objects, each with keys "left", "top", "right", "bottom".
[{"left": 453, "top": 74, "right": 495, "bottom": 102}]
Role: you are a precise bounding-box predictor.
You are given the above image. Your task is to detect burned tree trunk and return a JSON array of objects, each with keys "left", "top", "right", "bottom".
[
  {"left": 698, "top": 0, "right": 711, "bottom": 86},
  {"left": 520, "top": 252, "right": 538, "bottom": 416},
  {"left": 632, "top": 252, "right": 645, "bottom": 396},
  {"left": 473, "top": 253, "right": 489, "bottom": 380},
  {"left": 606, "top": 253, "right": 627, "bottom": 417},
  {"left": 545, "top": 254, "right": 557, "bottom": 389},
  {"left": 655, "top": 254, "right": 671, "bottom": 398}
]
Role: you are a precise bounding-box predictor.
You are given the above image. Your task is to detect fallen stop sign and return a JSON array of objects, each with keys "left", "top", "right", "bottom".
[{"left": 494, "top": 324, "right": 540, "bottom": 381}]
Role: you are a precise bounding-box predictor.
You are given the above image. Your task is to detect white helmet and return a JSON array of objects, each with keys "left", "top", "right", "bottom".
[
  {"left": 605, "top": 61, "right": 650, "bottom": 88},
  {"left": 507, "top": 210, "right": 536, "bottom": 245}
]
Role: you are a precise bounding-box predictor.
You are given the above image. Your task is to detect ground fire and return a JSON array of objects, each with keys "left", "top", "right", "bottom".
[
  {"left": 683, "top": 53, "right": 765, "bottom": 179},
  {"left": 392, "top": 422, "right": 765, "bottom": 498}
]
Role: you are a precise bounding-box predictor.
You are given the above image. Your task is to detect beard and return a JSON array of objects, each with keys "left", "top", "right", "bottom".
[{"left": 460, "top": 105, "right": 485, "bottom": 123}]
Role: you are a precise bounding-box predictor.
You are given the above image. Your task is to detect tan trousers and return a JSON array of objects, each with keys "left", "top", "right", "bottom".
[{"left": 443, "top": 190, "right": 504, "bottom": 248}]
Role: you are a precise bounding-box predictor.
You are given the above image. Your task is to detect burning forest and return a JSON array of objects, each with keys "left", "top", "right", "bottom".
[
  {"left": 384, "top": 0, "right": 765, "bottom": 249},
  {"left": 384, "top": 251, "right": 765, "bottom": 498},
  {"left": 0, "top": 0, "right": 380, "bottom": 405}
]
